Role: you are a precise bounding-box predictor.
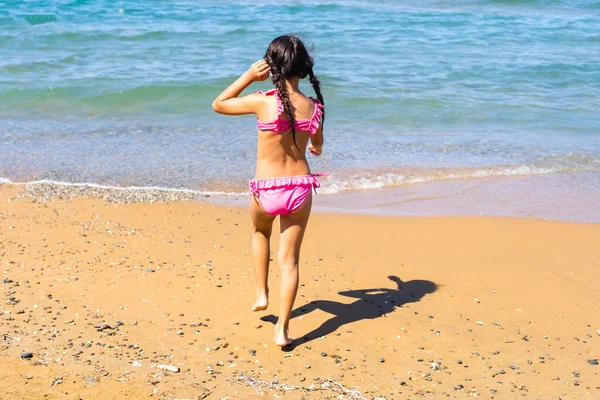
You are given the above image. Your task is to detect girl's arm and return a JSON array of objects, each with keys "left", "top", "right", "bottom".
[
  {"left": 212, "top": 60, "right": 270, "bottom": 115},
  {"left": 308, "top": 125, "right": 324, "bottom": 156}
]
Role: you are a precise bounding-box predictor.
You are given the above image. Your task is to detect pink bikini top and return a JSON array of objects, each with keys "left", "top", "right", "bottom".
[{"left": 256, "top": 89, "right": 324, "bottom": 136}]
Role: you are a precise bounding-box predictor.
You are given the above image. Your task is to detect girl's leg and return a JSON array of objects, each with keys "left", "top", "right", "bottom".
[
  {"left": 274, "top": 192, "right": 312, "bottom": 346},
  {"left": 249, "top": 195, "right": 276, "bottom": 311}
]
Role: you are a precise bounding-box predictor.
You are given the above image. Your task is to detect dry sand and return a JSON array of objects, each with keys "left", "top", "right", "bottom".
[{"left": 0, "top": 184, "right": 598, "bottom": 399}]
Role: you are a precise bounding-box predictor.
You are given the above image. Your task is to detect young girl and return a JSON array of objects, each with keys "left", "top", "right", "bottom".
[{"left": 212, "top": 35, "right": 325, "bottom": 347}]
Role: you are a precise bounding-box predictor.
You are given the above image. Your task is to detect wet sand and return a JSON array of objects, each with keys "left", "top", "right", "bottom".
[{"left": 1, "top": 184, "right": 598, "bottom": 399}]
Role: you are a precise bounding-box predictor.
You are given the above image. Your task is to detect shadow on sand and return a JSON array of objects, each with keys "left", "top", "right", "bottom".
[{"left": 261, "top": 275, "right": 437, "bottom": 350}]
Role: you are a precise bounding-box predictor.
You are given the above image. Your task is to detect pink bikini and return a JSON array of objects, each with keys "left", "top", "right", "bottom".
[
  {"left": 255, "top": 89, "right": 323, "bottom": 135},
  {"left": 249, "top": 89, "right": 326, "bottom": 216}
]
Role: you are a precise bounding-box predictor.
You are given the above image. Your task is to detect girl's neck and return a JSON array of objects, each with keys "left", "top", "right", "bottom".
[{"left": 284, "top": 77, "right": 301, "bottom": 93}]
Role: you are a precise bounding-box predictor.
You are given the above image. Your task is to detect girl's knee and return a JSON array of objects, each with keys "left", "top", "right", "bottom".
[{"left": 277, "top": 257, "right": 298, "bottom": 271}]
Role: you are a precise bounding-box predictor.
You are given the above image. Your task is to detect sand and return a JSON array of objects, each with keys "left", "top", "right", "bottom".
[{"left": 0, "top": 184, "right": 598, "bottom": 399}]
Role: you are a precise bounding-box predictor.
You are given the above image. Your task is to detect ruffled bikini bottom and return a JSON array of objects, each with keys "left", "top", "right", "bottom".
[{"left": 249, "top": 174, "right": 327, "bottom": 216}]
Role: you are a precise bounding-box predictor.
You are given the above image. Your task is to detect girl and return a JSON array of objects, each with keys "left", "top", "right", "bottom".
[{"left": 212, "top": 35, "right": 325, "bottom": 347}]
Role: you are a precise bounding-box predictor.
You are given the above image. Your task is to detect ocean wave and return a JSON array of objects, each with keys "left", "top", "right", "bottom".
[
  {"left": 20, "top": 14, "right": 57, "bottom": 25},
  {"left": 2, "top": 160, "right": 598, "bottom": 201},
  {"left": 318, "top": 158, "right": 600, "bottom": 194},
  {"left": 0, "top": 178, "right": 243, "bottom": 203},
  {"left": 0, "top": 84, "right": 219, "bottom": 118},
  {"left": 0, "top": 178, "right": 240, "bottom": 197}
]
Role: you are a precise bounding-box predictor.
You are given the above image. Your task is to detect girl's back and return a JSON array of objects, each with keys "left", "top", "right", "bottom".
[{"left": 254, "top": 90, "right": 323, "bottom": 179}]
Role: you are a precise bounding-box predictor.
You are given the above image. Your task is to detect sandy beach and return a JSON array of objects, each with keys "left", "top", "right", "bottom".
[{"left": 1, "top": 184, "right": 599, "bottom": 399}]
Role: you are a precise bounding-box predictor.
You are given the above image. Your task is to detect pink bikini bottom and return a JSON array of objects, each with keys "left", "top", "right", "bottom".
[{"left": 249, "top": 174, "right": 327, "bottom": 216}]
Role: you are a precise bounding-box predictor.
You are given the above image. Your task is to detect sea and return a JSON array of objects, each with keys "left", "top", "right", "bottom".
[{"left": 1, "top": 0, "right": 599, "bottom": 221}]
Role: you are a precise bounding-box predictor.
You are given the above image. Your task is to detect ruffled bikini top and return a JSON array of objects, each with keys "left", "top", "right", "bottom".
[{"left": 256, "top": 89, "right": 324, "bottom": 136}]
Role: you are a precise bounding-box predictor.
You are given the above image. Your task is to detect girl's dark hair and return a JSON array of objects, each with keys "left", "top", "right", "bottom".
[{"left": 263, "top": 35, "right": 325, "bottom": 148}]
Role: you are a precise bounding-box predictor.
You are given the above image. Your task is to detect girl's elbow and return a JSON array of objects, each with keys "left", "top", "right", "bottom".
[{"left": 212, "top": 100, "right": 222, "bottom": 113}]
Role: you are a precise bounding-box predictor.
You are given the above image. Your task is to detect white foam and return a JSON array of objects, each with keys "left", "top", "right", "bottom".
[
  {"left": 0, "top": 163, "right": 594, "bottom": 198},
  {"left": 0, "top": 177, "right": 245, "bottom": 197},
  {"left": 318, "top": 165, "right": 562, "bottom": 194}
]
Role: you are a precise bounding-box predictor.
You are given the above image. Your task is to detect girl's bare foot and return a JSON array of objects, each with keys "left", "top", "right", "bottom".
[
  {"left": 251, "top": 290, "right": 269, "bottom": 311},
  {"left": 274, "top": 323, "right": 292, "bottom": 347}
]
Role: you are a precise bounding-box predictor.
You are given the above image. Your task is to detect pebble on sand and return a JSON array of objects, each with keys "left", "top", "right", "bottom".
[
  {"left": 20, "top": 352, "right": 33, "bottom": 359},
  {"left": 588, "top": 359, "right": 599, "bottom": 366},
  {"left": 157, "top": 364, "right": 180, "bottom": 373}
]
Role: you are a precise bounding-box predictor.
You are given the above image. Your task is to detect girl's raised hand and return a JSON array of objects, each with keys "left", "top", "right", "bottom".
[{"left": 247, "top": 60, "right": 270, "bottom": 82}]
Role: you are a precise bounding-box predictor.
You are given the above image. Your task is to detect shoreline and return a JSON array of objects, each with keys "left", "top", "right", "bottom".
[
  {"left": 1, "top": 184, "right": 599, "bottom": 398},
  {"left": 2, "top": 169, "right": 598, "bottom": 223}
]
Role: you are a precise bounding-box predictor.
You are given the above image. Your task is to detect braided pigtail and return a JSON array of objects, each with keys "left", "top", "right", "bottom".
[
  {"left": 272, "top": 71, "right": 298, "bottom": 149},
  {"left": 308, "top": 68, "right": 325, "bottom": 126},
  {"left": 264, "top": 35, "right": 325, "bottom": 149}
]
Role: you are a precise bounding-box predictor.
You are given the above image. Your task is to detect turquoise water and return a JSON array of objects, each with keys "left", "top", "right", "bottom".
[{"left": 1, "top": 1, "right": 599, "bottom": 218}]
